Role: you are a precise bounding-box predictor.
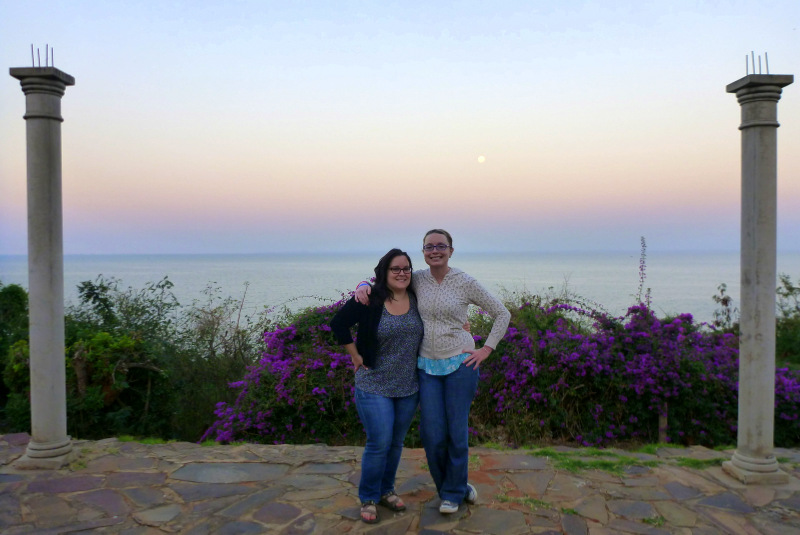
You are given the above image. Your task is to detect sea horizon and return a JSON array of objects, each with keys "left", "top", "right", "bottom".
[{"left": 3, "top": 251, "right": 800, "bottom": 325}]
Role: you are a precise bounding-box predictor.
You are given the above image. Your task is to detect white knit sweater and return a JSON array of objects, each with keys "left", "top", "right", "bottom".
[{"left": 412, "top": 267, "right": 511, "bottom": 360}]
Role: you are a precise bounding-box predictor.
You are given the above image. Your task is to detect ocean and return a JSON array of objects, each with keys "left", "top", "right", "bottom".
[{"left": 2, "top": 252, "right": 800, "bottom": 324}]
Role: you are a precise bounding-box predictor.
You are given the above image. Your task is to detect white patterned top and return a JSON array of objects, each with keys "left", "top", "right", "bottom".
[{"left": 412, "top": 267, "right": 510, "bottom": 360}]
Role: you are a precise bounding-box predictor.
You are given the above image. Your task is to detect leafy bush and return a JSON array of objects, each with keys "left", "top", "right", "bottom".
[
  {"left": 776, "top": 275, "right": 800, "bottom": 367},
  {"left": 1, "top": 276, "right": 271, "bottom": 441},
  {"left": 0, "top": 283, "right": 28, "bottom": 406}
]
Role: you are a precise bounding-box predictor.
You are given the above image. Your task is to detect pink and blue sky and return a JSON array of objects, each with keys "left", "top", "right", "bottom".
[{"left": 1, "top": 1, "right": 798, "bottom": 254}]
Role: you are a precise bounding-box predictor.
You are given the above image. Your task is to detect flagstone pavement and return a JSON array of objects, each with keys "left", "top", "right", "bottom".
[{"left": 2, "top": 433, "right": 800, "bottom": 534}]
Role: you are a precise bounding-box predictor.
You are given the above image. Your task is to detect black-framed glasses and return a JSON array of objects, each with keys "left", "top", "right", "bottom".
[
  {"left": 422, "top": 244, "right": 450, "bottom": 252},
  {"left": 389, "top": 266, "right": 412, "bottom": 274}
]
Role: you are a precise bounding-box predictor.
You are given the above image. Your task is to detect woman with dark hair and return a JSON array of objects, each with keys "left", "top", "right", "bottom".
[
  {"left": 330, "top": 248, "right": 423, "bottom": 524},
  {"left": 356, "top": 229, "right": 510, "bottom": 515}
]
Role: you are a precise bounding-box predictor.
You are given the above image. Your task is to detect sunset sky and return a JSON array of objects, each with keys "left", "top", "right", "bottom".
[{"left": 1, "top": 1, "right": 798, "bottom": 255}]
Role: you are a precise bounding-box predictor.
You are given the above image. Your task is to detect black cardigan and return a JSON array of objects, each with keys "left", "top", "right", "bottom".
[{"left": 329, "top": 296, "right": 384, "bottom": 368}]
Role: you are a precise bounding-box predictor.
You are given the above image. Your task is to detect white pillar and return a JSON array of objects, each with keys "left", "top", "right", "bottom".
[
  {"left": 722, "top": 74, "right": 793, "bottom": 484},
  {"left": 9, "top": 66, "right": 76, "bottom": 469}
]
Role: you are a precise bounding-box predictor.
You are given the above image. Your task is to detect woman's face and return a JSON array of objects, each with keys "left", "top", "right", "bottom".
[
  {"left": 387, "top": 255, "right": 412, "bottom": 294},
  {"left": 423, "top": 233, "right": 453, "bottom": 269}
]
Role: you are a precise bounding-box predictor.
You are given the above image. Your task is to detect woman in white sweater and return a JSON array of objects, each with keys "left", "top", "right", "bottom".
[{"left": 357, "top": 229, "right": 510, "bottom": 514}]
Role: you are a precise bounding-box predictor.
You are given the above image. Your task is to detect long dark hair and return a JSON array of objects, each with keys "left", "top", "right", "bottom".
[{"left": 370, "top": 248, "right": 413, "bottom": 306}]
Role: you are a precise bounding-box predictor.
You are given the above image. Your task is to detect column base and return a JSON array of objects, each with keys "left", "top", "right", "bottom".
[
  {"left": 13, "top": 436, "right": 76, "bottom": 469},
  {"left": 722, "top": 460, "right": 789, "bottom": 485},
  {"left": 14, "top": 449, "right": 78, "bottom": 469}
]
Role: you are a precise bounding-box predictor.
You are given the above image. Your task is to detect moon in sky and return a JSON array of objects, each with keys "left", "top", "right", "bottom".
[{"left": 477, "top": 155, "right": 486, "bottom": 163}]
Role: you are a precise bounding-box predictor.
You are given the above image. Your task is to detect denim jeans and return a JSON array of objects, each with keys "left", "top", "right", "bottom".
[
  {"left": 354, "top": 388, "right": 419, "bottom": 503},
  {"left": 418, "top": 363, "right": 480, "bottom": 503}
]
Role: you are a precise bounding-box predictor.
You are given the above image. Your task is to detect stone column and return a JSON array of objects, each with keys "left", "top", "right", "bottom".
[
  {"left": 9, "top": 66, "right": 76, "bottom": 469},
  {"left": 722, "top": 73, "right": 793, "bottom": 484}
]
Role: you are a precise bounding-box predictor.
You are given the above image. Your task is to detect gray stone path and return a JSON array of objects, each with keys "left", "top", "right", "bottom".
[{"left": 2, "top": 432, "right": 800, "bottom": 534}]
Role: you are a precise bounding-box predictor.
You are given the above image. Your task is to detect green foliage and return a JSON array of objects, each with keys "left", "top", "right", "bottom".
[
  {"left": 0, "top": 282, "right": 29, "bottom": 406},
  {"left": 711, "top": 283, "right": 738, "bottom": 332},
  {"left": 1, "top": 276, "right": 271, "bottom": 441},
  {"left": 675, "top": 457, "right": 724, "bottom": 469},
  {"left": 3, "top": 340, "right": 30, "bottom": 394},
  {"left": 776, "top": 275, "right": 800, "bottom": 367},
  {"left": 0, "top": 283, "right": 28, "bottom": 355},
  {"left": 710, "top": 274, "right": 800, "bottom": 368},
  {"left": 166, "top": 283, "right": 272, "bottom": 440},
  {"left": 4, "top": 392, "right": 31, "bottom": 431},
  {"left": 59, "top": 277, "right": 179, "bottom": 438}
]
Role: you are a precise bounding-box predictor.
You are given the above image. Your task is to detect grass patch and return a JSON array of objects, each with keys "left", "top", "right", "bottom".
[
  {"left": 675, "top": 457, "right": 724, "bottom": 469},
  {"left": 481, "top": 442, "right": 511, "bottom": 450},
  {"left": 643, "top": 516, "right": 666, "bottom": 527},
  {"left": 469, "top": 454, "right": 482, "bottom": 470},
  {"left": 633, "top": 443, "right": 675, "bottom": 455},
  {"left": 497, "top": 493, "right": 551, "bottom": 511},
  {"left": 561, "top": 507, "right": 578, "bottom": 515},
  {"left": 116, "top": 435, "right": 175, "bottom": 445},
  {"left": 69, "top": 458, "right": 87, "bottom": 471},
  {"left": 527, "top": 447, "right": 659, "bottom": 475}
]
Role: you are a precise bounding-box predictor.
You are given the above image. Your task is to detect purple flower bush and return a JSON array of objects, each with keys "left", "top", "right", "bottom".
[
  {"left": 474, "top": 299, "right": 800, "bottom": 447},
  {"left": 203, "top": 292, "right": 800, "bottom": 448},
  {"left": 201, "top": 298, "right": 364, "bottom": 445}
]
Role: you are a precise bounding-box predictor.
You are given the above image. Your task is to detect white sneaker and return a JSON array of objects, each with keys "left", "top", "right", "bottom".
[
  {"left": 439, "top": 500, "right": 459, "bottom": 514},
  {"left": 465, "top": 482, "right": 478, "bottom": 504}
]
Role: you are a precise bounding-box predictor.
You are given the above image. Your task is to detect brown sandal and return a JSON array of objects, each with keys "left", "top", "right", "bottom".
[
  {"left": 379, "top": 491, "right": 406, "bottom": 512},
  {"left": 360, "top": 501, "right": 379, "bottom": 524}
]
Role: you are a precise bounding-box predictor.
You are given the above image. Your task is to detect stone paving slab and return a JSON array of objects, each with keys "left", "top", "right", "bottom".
[{"left": 2, "top": 434, "right": 800, "bottom": 533}]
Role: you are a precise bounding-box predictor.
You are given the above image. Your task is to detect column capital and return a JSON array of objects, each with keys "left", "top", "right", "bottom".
[
  {"left": 9, "top": 67, "right": 75, "bottom": 122},
  {"left": 726, "top": 74, "right": 793, "bottom": 96},
  {"left": 727, "top": 75, "right": 793, "bottom": 130},
  {"left": 10, "top": 67, "right": 75, "bottom": 86}
]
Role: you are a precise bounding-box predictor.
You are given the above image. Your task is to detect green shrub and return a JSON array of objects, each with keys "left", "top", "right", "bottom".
[
  {"left": 0, "top": 282, "right": 28, "bottom": 407},
  {"left": 1, "top": 276, "right": 269, "bottom": 441},
  {"left": 777, "top": 275, "right": 800, "bottom": 368}
]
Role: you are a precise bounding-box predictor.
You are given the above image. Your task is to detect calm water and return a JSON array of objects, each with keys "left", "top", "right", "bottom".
[{"left": 2, "top": 252, "right": 800, "bottom": 324}]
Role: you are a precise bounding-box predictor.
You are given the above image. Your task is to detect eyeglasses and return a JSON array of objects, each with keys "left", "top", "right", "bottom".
[
  {"left": 422, "top": 244, "right": 450, "bottom": 252},
  {"left": 389, "top": 266, "right": 412, "bottom": 274}
]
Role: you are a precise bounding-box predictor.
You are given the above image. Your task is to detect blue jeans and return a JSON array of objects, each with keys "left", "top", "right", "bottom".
[
  {"left": 354, "top": 388, "right": 419, "bottom": 503},
  {"left": 418, "top": 363, "right": 480, "bottom": 503}
]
